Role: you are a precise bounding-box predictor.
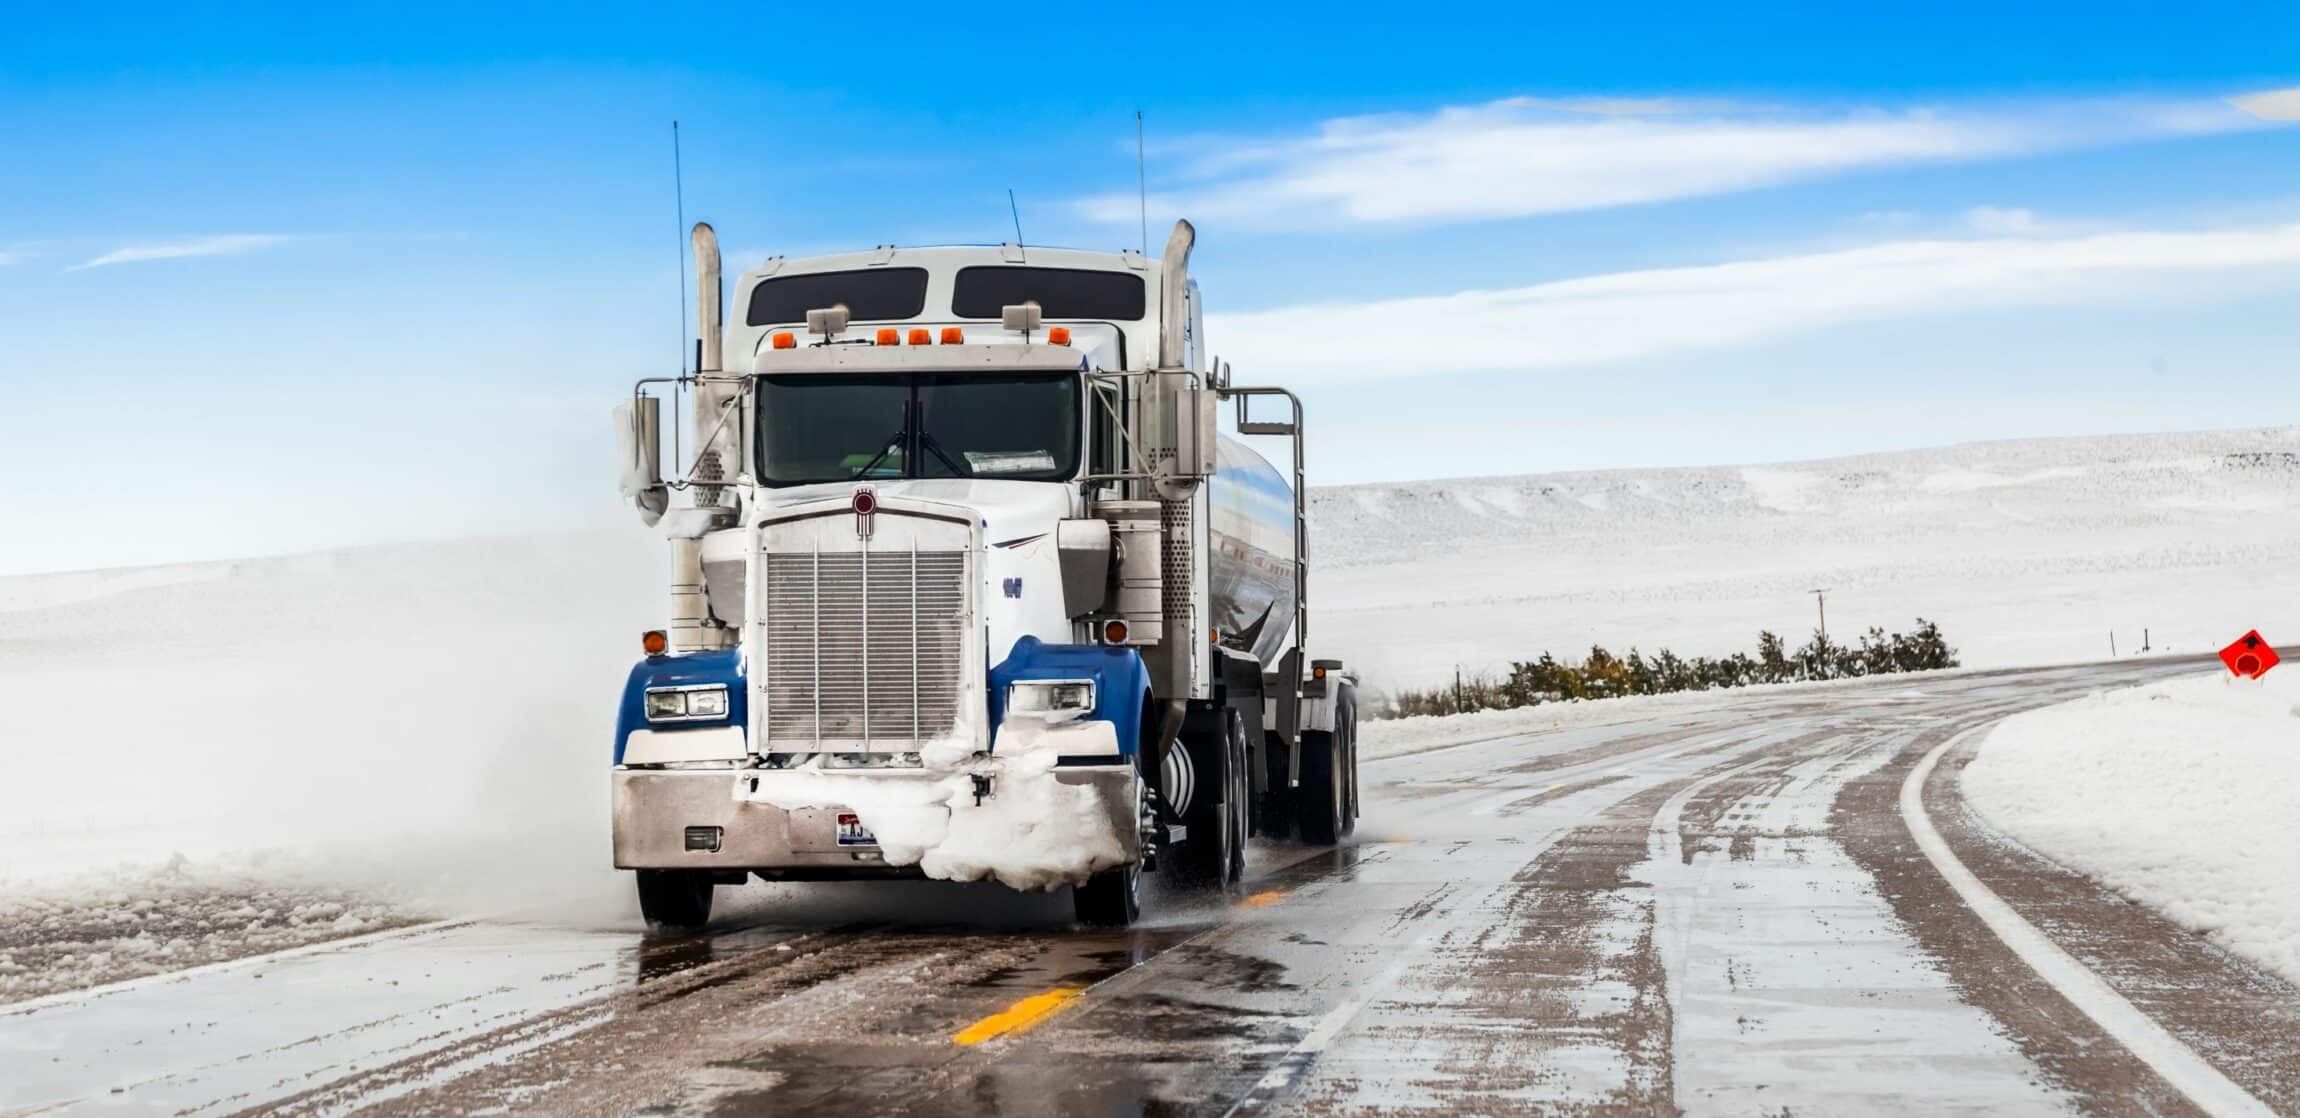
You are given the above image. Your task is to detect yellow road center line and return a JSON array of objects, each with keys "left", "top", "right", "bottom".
[
  {"left": 952, "top": 986, "right": 1084, "bottom": 1046},
  {"left": 1238, "top": 888, "right": 1290, "bottom": 908}
]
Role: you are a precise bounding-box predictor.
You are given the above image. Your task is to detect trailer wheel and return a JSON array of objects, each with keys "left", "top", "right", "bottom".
[
  {"left": 1073, "top": 860, "right": 1141, "bottom": 927},
  {"left": 635, "top": 869, "right": 714, "bottom": 930},
  {"left": 1173, "top": 708, "right": 1244, "bottom": 888},
  {"left": 1228, "top": 718, "right": 1250, "bottom": 882},
  {"left": 1296, "top": 726, "right": 1346, "bottom": 846}
]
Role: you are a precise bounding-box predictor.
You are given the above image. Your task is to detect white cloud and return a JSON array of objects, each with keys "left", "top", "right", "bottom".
[
  {"left": 1963, "top": 206, "right": 2047, "bottom": 235},
  {"left": 1084, "top": 96, "right": 2273, "bottom": 229},
  {"left": 1209, "top": 220, "right": 2300, "bottom": 383},
  {"left": 71, "top": 234, "right": 298, "bottom": 270},
  {"left": 2231, "top": 86, "right": 2300, "bottom": 122}
]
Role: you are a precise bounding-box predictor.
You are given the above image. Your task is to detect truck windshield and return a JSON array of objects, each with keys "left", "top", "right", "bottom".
[{"left": 755, "top": 373, "right": 1080, "bottom": 486}]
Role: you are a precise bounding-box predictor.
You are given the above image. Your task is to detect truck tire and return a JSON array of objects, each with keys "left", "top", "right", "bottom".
[
  {"left": 635, "top": 869, "right": 714, "bottom": 930},
  {"left": 1340, "top": 691, "right": 1360, "bottom": 837},
  {"left": 1173, "top": 708, "right": 1245, "bottom": 888},
  {"left": 1296, "top": 726, "right": 1346, "bottom": 846},
  {"left": 1073, "top": 860, "right": 1141, "bottom": 927}
]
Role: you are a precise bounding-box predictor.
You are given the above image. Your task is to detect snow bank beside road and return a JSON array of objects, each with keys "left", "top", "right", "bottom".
[
  {"left": 1962, "top": 670, "right": 2300, "bottom": 985},
  {"left": 0, "top": 855, "right": 418, "bottom": 1005}
]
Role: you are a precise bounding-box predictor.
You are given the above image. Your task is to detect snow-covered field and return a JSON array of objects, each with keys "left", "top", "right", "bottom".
[
  {"left": 2, "top": 426, "right": 2293, "bottom": 996},
  {"left": 1963, "top": 669, "right": 2300, "bottom": 986},
  {"left": 1317, "top": 426, "right": 2300, "bottom": 691}
]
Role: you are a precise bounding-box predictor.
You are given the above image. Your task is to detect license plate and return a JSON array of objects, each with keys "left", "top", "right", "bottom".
[{"left": 835, "top": 811, "right": 877, "bottom": 847}]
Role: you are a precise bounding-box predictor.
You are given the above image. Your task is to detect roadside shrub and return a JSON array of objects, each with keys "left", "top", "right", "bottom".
[{"left": 1370, "top": 619, "right": 1958, "bottom": 718}]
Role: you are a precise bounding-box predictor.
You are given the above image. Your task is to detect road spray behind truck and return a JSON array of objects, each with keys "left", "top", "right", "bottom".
[{"left": 610, "top": 220, "right": 1357, "bottom": 928}]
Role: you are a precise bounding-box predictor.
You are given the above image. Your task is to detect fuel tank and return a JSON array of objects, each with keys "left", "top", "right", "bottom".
[{"left": 1209, "top": 436, "right": 1299, "bottom": 666}]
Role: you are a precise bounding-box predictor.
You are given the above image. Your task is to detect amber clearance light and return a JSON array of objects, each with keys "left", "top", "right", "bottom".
[{"left": 642, "top": 630, "right": 669, "bottom": 656}]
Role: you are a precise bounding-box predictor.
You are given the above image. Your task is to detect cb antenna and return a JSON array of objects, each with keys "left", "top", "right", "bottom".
[
  {"left": 1135, "top": 110, "right": 1148, "bottom": 257},
  {"left": 672, "top": 120, "right": 690, "bottom": 376},
  {"left": 1008, "top": 188, "right": 1025, "bottom": 250}
]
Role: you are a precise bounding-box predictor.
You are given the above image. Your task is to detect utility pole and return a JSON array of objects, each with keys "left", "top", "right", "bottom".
[{"left": 1810, "top": 588, "right": 1829, "bottom": 643}]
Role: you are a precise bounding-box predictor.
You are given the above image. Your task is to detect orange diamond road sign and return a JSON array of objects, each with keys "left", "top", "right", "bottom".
[{"left": 2219, "top": 630, "right": 2279, "bottom": 679}]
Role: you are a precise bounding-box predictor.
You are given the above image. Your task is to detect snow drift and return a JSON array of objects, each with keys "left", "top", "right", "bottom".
[
  {"left": 1962, "top": 669, "right": 2300, "bottom": 986},
  {"left": 0, "top": 532, "right": 664, "bottom": 922}
]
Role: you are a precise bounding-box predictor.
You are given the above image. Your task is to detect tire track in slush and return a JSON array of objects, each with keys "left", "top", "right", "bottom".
[{"left": 1648, "top": 714, "right": 2079, "bottom": 1115}]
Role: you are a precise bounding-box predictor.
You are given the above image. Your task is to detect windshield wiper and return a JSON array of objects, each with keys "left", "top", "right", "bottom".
[
  {"left": 918, "top": 429, "right": 972, "bottom": 478},
  {"left": 851, "top": 400, "right": 913, "bottom": 479}
]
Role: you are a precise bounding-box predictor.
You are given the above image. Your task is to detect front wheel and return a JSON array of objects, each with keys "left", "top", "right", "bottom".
[
  {"left": 635, "top": 869, "right": 714, "bottom": 930},
  {"left": 1074, "top": 860, "right": 1142, "bottom": 927}
]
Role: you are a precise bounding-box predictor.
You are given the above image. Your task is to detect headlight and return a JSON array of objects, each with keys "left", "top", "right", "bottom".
[
  {"left": 644, "top": 685, "right": 730, "bottom": 722},
  {"left": 686, "top": 687, "right": 728, "bottom": 718},
  {"left": 1007, "top": 679, "right": 1095, "bottom": 722}
]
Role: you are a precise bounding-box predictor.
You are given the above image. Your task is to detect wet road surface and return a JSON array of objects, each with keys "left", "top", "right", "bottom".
[{"left": 5, "top": 659, "right": 2296, "bottom": 1115}]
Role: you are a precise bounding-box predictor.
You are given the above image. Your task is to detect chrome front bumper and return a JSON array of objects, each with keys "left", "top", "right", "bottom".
[
  {"left": 611, "top": 764, "right": 1139, "bottom": 879},
  {"left": 613, "top": 768, "right": 886, "bottom": 875}
]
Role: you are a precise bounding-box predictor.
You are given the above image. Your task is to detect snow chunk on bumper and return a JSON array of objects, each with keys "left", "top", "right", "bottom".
[{"left": 740, "top": 718, "right": 1132, "bottom": 892}]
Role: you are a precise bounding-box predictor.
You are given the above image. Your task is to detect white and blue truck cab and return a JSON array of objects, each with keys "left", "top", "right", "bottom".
[{"left": 610, "top": 220, "right": 1356, "bottom": 928}]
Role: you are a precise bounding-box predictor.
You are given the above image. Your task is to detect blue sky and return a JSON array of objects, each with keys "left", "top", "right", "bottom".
[{"left": 4, "top": 2, "right": 2299, "bottom": 573}]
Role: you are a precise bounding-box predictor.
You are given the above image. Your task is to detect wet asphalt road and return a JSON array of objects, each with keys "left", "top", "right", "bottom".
[{"left": 6, "top": 658, "right": 2298, "bottom": 1116}]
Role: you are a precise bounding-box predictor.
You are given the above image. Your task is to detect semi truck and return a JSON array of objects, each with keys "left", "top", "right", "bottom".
[{"left": 609, "top": 219, "right": 1357, "bottom": 929}]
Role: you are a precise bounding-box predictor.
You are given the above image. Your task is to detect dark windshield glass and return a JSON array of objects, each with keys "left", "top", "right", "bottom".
[
  {"left": 755, "top": 376, "right": 912, "bottom": 484},
  {"left": 917, "top": 374, "right": 1079, "bottom": 480},
  {"left": 746, "top": 268, "right": 929, "bottom": 326},
  {"left": 755, "top": 373, "right": 1079, "bottom": 486},
  {"left": 951, "top": 267, "right": 1146, "bottom": 320}
]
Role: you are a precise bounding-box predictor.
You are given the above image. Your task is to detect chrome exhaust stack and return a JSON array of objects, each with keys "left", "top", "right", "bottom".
[
  {"left": 669, "top": 222, "right": 737, "bottom": 653},
  {"left": 691, "top": 222, "right": 732, "bottom": 510}
]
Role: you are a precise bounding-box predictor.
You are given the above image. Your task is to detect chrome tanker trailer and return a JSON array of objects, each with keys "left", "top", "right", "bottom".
[{"left": 609, "top": 219, "right": 1357, "bottom": 928}]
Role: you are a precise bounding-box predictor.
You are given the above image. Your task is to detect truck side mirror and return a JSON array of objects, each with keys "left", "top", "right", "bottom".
[{"left": 615, "top": 397, "right": 669, "bottom": 526}]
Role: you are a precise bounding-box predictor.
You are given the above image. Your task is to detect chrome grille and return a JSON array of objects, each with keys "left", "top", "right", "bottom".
[{"left": 763, "top": 548, "right": 967, "bottom": 747}]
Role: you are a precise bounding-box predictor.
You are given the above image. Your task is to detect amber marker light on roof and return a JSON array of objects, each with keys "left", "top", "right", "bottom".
[
  {"left": 940, "top": 327, "right": 965, "bottom": 345},
  {"left": 907, "top": 328, "right": 932, "bottom": 346},
  {"left": 642, "top": 630, "right": 669, "bottom": 655},
  {"left": 771, "top": 331, "right": 797, "bottom": 349},
  {"left": 875, "top": 327, "right": 899, "bottom": 345},
  {"left": 1047, "top": 326, "right": 1072, "bottom": 345}
]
